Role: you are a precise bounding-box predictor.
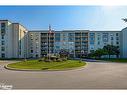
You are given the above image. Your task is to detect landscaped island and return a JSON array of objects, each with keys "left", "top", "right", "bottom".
[{"left": 6, "top": 60, "right": 86, "bottom": 71}]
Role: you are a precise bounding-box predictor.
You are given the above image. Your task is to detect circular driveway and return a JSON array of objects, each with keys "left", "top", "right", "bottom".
[{"left": 0, "top": 60, "right": 127, "bottom": 89}]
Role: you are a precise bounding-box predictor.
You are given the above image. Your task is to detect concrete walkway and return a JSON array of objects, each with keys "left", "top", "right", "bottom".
[{"left": 0, "top": 60, "right": 127, "bottom": 89}]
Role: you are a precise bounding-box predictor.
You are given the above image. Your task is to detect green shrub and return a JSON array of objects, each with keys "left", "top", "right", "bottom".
[
  {"left": 38, "top": 54, "right": 68, "bottom": 62},
  {"left": 41, "top": 68, "right": 49, "bottom": 70},
  {"left": 52, "top": 59, "right": 56, "bottom": 62},
  {"left": 44, "top": 59, "right": 52, "bottom": 62},
  {"left": 62, "top": 58, "right": 67, "bottom": 61},
  {"left": 56, "top": 59, "right": 62, "bottom": 62},
  {"left": 43, "top": 56, "right": 51, "bottom": 62},
  {"left": 50, "top": 56, "right": 57, "bottom": 61},
  {"left": 38, "top": 59, "right": 43, "bottom": 62},
  {"left": 23, "top": 59, "right": 27, "bottom": 62},
  {"left": 79, "top": 60, "right": 82, "bottom": 63}
]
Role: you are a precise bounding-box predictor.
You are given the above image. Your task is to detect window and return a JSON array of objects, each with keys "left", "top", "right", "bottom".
[
  {"left": 90, "top": 33, "right": 95, "bottom": 45},
  {"left": 116, "top": 33, "right": 119, "bottom": 36},
  {"left": 55, "top": 36, "right": 60, "bottom": 42},
  {"left": 55, "top": 33, "right": 60, "bottom": 37},
  {"left": 82, "top": 46, "right": 88, "bottom": 50},
  {"left": 62, "top": 33, "right": 67, "bottom": 41},
  {"left": 75, "top": 33, "right": 81, "bottom": 36},
  {"left": 41, "top": 33, "right": 47, "bottom": 36},
  {"left": 1, "top": 23, "right": 6, "bottom": 35},
  {"left": 68, "top": 33, "right": 74, "bottom": 36},
  {"left": 69, "top": 37, "right": 74, "bottom": 41},
  {"left": 90, "top": 37, "right": 94, "bottom": 40},
  {"left": 82, "top": 37, "right": 87, "bottom": 40},
  {"left": 31, "top": 50, "right": 33, "bottom": 53},
  {"left": 111, "top": 37, "right": 113, "bottom": 40},
  {"left": 97, "top": 33, "right": 100, "bottom": 37},
  {"left": 82, "top": 33, "right": 88, "bottom": 36},
  {"left": 110, "top": 33, "right": 113, "bottom": 36},
  {"left": 68, "top": 33, "right": 74, "bottom": 41},
  {"left": 1, "top": 53, "right": 5, "bottom": 58},
  {"left": 55, "top": 46, "right": 60, "bottom": 49},
  {"left": 116, "top": 42, "right": 119, "bottom": 45},
  {"left": 103, "top": 33, "right": 108, "bottom": 42},
  {"left": 36, "top": 54, "right": 38, "bottom": 58},
  {"left": 90, "top": 45, "right": 94, "bottom": 50},
  {"left": 1, "top": 23, "right": 5, "bottom": 27},
  {"left": 1, "top": 47, "right": 5, "bottom": 51},
  {"left": 1, "top": 41, "right": 4, "bottom": 45},
  {"left": 90, "top": 41, "right": 94, "bottom": 45},
  {"left": 75, "top": 38, "right": 81, "bottom": 41},
  {"left": 90, "top": 33, "right": 95, "bottom": 36},
  {"left": 104, "top": 43, "right": 107, "bottom": 45},
  {"left": 82, "top": 42, "right": 87, "bottom": 45},
  {"left": 116, "top": 37, "right": 119, "bottom": 40},
  {"left": 97, "top": 37, "right": 100, "bottom": 40},
  {"left": 98, "top": 41, "right": 100, "bottom": 45},
  {"left": 1, "top": 35, "right": 4, "bottom": 39}
]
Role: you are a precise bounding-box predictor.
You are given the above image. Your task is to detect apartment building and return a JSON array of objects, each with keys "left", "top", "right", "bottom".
[
  {"left": 0, "top": 20, "right": 28, "bottom": 58},
  {"left": 28, "top": 31, "right": 41, "bottom": 58},
  {"left": 120, "top": 27, "right": 127, "bottom": 58},
  {"left": 0, "top": 20, "right": 127, "bottom": 58},
  {"left": 29, "top": 30, "right": 121, "bottom": 58}
]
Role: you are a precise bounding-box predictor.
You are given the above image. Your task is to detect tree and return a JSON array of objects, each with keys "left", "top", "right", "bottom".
[
  {"left": 122, "top": 18, "right": 127, "bottom": 23},
  {"left": 103, "top": 45, "right": 120, "bottom": 59},
  {"left": 94, "top": 48, "right": 107, "bottom": 59},
  {"left": 87, "top": 45, "right": 120, "bottom": 59},
  {"left": 87, "top": 49, "right": 107, "bottom": 59},
  {"left": 113, "top": 46, "right": 120, "bottom": 58},
  {"left": 87, "top": 51, "right": 95, "bottom": 58},
  {"left": 59, "top": 49, "right": 69, "bottom": 58}
]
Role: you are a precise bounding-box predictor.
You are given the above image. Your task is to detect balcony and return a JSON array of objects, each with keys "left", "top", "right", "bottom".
[
  {"left": 75, "top": 35, "right": 81, "bottom": 38},
  {"left": 82, "top": 33, "right": 88, "bottom": 37},
  {"left": 82, "top": 37, "right": 88, "bottom": 40},
  {"left": 41, "top": 36, "right": 47, "bottom": 38},
  {"left": 75, "top": 44, "right": 81, "bottom": 46},
  {"left": 82, "top": 40, "right": 88, "bottom": 42},
  {"left": 41, "top": 40, "right": 48, "bottom": 43},
  {"left": 75, "top": 46, "right": 81, "bottom": 49},
  {"left": 75, "top": 39, "right": 81, "bottom": 42},
  {"left": 49, "top": 40, "right": 54, "bottom": 42}
]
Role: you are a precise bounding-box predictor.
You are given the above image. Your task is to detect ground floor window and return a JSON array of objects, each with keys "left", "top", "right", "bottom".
[
  {"left": 36, "top": 54, "right": 38, "bottom": 58},
  {"left": 1, "top": 53, "right": 5, "bottom": 58}
]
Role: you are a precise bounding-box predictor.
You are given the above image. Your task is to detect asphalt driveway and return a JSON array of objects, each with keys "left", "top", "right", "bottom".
[{"left": 0, "top": 60, "right": 127, "bottom": 89}]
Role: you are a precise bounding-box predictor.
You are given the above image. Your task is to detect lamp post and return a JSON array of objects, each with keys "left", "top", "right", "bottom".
[{"left": 81, "top": 50, "right": 84, "bottom": 61}]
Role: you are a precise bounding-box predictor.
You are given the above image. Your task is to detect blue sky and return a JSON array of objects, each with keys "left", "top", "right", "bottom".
[{"left": 0, "top": 6, "right": 127, "bottom": 31}]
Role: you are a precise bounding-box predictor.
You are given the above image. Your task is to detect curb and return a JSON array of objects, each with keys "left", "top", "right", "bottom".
[{"left": 4, "top": 63, "right": 87, "bottom": 72}]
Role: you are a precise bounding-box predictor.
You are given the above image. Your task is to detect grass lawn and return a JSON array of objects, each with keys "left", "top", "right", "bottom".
[
  {"left": 7, "top": 60, "right": 86, "bottom": 70},
  {"left": 101, "top": 58, "right": 127, "bottom": 63}
]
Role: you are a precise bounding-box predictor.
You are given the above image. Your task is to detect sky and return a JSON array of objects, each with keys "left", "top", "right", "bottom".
[{"left": 0, "top": 6, "right": 127, "bottom": 31}]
